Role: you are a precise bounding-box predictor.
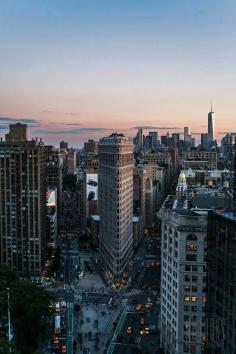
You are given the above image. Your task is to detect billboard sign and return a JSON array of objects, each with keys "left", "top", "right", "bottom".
[
  {"left": 46, "top": 189, "right": 56, "bottom": 207},
  {"left": 86, "top": 174, "right": 98, "bottom": 201}
]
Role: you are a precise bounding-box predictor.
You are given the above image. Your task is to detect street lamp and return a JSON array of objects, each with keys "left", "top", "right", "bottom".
[{"left": 7, "top": 287, "right": 12, "bottom": 353}]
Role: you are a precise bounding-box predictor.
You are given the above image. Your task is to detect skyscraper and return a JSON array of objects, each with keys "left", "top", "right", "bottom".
[
  {"left": 184, "top": 126, "right": 191, "bottom": 139},
  {"left": 159, "top": 196, "right": 208, "bottom": 354},
  {"left": 5, "top": 123, "right": 28, "bottom": 142},
  {"left": 208, "top": 103, "right": 215, "bottom": 143},
  {"left": 206, "top": 210, "right": 236, "bottom": 354},
  {"left": 99, "top": 133, "right": 133, "bottom": 281},
  {"left": 148, "top": 131, "right": 158, "bottom": 149},
  {"left": 184, "top": 126, "right": 192, "bottom": 147},
  {"left": 201, "top": 133, "right": 209, "bottom": 149},
  {"left": 0, "top": 124, "right": 47, "bottom": 279},
  {"left": 134, "top": 128, "right": 143, "bottom": 149}
]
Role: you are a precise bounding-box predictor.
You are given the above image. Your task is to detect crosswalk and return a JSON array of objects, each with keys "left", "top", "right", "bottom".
[
  {"left": 114, "top": 333, "right": 142, "bottom": 344},
  {"left": 125, "top": 305, "right": 136, "bottom": 312},
  {"left": 128, "top": 289, "right": 142, "bottom": 296}
]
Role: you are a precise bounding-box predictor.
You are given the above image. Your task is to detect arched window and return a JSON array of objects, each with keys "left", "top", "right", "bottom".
[
  {"left": 186, "top": 234, "right": 198, "bottom": 252},
  {"left": 186, "top": 234, "right": 198, "bottom": 241}
]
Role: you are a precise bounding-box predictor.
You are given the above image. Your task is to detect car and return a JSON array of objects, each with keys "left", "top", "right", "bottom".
[
  {"left": 145, "top": 303, "right": 153, "bottom": 309},
  {"left": 61, "top": 345, "right": 67, "bottom": 353},
  {"left": 140, "top": 327, "right": 149, "bottom": 336},
  {"left": 127, "top": 326, "right": 132, "bottom": 334},
  {"left": 135, "top": 304, "right": 142, "bottom": 311}
]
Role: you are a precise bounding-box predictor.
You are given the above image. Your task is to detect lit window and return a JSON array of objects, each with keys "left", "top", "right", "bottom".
[
  {"left": 184, "top": 324, "right": 190, "bottom": 331},
  {"left": 184, "top": 296, "right": 190, "bottom": 302},
  {"left": 191, "top": 296, "right": 197, "bottom": 302},
  {"left": 186, "top": 243, "right": 198, "bottom": 252}
]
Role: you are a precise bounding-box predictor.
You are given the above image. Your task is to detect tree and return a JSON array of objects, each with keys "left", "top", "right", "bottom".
[{"left": 0, "top": 266, "right": 53, "bottom": 354}]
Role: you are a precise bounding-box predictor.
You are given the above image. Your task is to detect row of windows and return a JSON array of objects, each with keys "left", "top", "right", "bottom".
[{"left": 184, "top": 295, "right": 206, "bottom": 303}]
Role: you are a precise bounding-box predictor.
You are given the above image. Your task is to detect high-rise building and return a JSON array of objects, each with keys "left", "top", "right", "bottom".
[
  {"left": 45, "top": 145, "right": 63, "bottom": 218},
  {"left": 161, "top": 135, "right": 168, "bottom": 147},
  {"left": 133, "top": 165, "right": 146, "bottom": 223},
  {"left": 159, "top": 196, "right": 208, "bottom": 354},
  {"left": 84, "top": 139, "right": 98, "bottom": 154},
  {"left": 149, "top": 131, "right": 158, "bottom": 149},
  {"left": 208, "top": 104, "right": 215, "bottom": 143},
  {"left": 184, "top": 126, "right": 191, "bottom": 138},
  {"left": 67, "top": 148, "right": 76, "bottom": 174},
  {"left": 184, "top": 127, "right": 192, "bottom": 148},
  {"left": 221, "top": 133, "right": 236, "bottom": 164},
  {"left": 0, "top": 124, "right": 47, "bottom": 279},
  {"left": 172, "top": 133, "right": 180, "bottom": 145},
  {"left": 206, "top": 210, "right": 236, "bottom": 354},
  {"left": 60, "top": 140, "right": 68, "bottom": 150},
  {"left": 99, "top": 133, "right": 133, "bottom": 280},
  {"left": 5, "top": 123, "right": 28, "bottom": 142},
  {"left": 182, "top": 150, "right": 218, "bottom": 170},
  {"left": 201, "top": 133, "right": 209, "bottom": 149},
  {"left": 134, "top": 128, "right": 144, "bottom": 149},
  {"left": 144, "top": 135, "right": 153, "bottom": 150}
]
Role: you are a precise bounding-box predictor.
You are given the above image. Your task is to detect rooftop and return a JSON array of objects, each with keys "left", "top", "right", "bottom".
[
  {"left": 215, "top": 210, "right": 236, "bottom": 222},
  {"left": 162, "top": 196, "right": 210, "bottom": 217}
]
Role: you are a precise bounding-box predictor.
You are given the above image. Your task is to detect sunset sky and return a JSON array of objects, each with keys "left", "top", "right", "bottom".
[{"left": 0, "top": 0, "right": 236, "bottom": 146}]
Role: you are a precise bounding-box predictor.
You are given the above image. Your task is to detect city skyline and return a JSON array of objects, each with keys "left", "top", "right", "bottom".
[
  {"left": 0, "top": 106, "right": 233, "bottom": 147},
  {"left": 1, "top": 0, "right": 236, "bottom": 145}
]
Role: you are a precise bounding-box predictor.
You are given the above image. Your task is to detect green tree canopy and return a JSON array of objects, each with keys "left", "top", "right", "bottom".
[{"left": 0, "top": 266, "right": 53, "bottom": 354}]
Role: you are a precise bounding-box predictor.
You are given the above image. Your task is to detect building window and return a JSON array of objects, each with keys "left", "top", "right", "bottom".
[
  {"left": 186, "top": 243, "right": 198, "bottom": 252},
  {"left": 184, "top": 344, "right": 189, "bottom": 352},
  {"left": 185, "top": 275, "right": 191, "bottom": 282},
  {"left": 191, "top": 296, "right": 197, "bottom": 302},
  {"left": 184, "top": 296, "right": 190, "bottom": 302},
  {"left": 186, "top": 234, "right": 198, "bottom": 241},
  {"left": 186, "top": 254, "right": 197, "bottom": 261}
]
